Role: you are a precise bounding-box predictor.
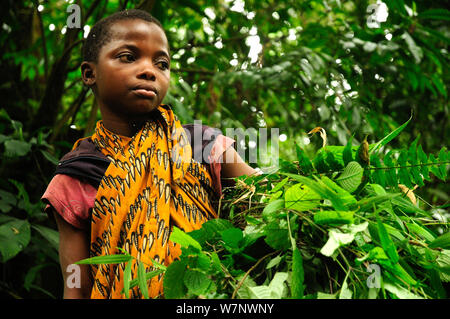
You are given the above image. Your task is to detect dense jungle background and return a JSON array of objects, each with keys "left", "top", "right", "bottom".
[{"left": 0, "top": 0, "right": 449, "bottom": 299}]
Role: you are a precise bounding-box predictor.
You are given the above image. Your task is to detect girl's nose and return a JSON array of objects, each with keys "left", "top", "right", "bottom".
[{"left": 137, "top": 61, "right": 156, "bottom": 81}]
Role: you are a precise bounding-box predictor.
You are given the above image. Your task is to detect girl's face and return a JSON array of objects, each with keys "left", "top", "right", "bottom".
[{"left": 86, "top": 19, "right": 171, "bottom": 135}]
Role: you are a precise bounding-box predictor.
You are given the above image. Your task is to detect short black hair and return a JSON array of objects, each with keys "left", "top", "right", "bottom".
[{"left": 82, "top": 9, "right": 164, "bottom": 63}]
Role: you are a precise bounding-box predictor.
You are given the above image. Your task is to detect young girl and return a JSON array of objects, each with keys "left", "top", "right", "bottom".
[{"left": 41, "top": 9, "right": 257, "bottom": 299}]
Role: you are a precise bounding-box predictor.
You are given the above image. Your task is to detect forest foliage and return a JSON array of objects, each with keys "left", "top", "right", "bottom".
[{"left": 0, "top": 0, "right": 449, "bottom": 298}]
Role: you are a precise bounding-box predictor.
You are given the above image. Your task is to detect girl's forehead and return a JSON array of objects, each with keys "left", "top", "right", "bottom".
[{"left": 108, "top": 19, "right": 168, "bottom": 47}]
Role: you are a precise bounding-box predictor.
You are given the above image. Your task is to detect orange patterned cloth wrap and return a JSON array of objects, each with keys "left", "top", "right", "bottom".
[{"left": 80, "top": 105, "right": 218, "bottom": 298}]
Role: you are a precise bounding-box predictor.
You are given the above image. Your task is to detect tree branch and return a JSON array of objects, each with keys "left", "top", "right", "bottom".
[
  {"left": 33, "top": 0, "right": 48, "bottom": 81},
  {"left": 50, "top": 86, "right": 89, "bottom": 142}
]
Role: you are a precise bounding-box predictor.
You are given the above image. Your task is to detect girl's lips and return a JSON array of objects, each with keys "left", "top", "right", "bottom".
[{"left": 132, "top": 88, "right": 157, "bottom": 99}]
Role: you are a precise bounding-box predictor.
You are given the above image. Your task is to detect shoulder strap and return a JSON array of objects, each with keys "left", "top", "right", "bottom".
[{"left": 54, "top": 138, "right": 111, "bottom": 188}]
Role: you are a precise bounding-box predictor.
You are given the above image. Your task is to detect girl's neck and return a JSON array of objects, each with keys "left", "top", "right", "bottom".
[{"left": 100, "top": 115, "right": 147, "bottom": 138}]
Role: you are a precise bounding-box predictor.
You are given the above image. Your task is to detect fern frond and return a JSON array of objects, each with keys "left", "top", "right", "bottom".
[{"left": 367, "top": 145, "right": 449, "bottom": 187}]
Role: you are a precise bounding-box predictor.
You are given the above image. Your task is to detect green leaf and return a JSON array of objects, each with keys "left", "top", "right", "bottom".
[
  {"left": 248, "top": 285, "right": 272, "bottom": 299},
  {"left": 264, "top": 220, "right": 290, "bottom": 250},
  {"left": 189, "top": 219, "right": 233, "bottom": 246},
  {"left": 269, "top": 177, "right": 289, "bottom": 194},
  {"left": 0, "top": 190, "right": 16, "bottom": 213},
  {"left": 319, "top": 176, "right": 357, "bottom": 209},
  {"left": 391, "top": 196, "right": 429, "bottom": 216},
  {"left": 32, "top": 225, "right": 59, "bottom": 251},
  {"left": 398, "top": 149, "right": 413, "bottom": 188},
  {"left": 8, "top": 179, "right": 34, "bottom": 216},
  {"left": 0, "top": 218, "right": 31, "bottom": 262},
  {"left": 75, "top": 254, "right": 132, "bottom": 265},
  {"left": 317, "top": 292, "right": 337, "bottom": 299},
  {"left": 383, "top": 150, "right": 398, "bottom": 186},
  {"left": 336, "top": 161, "right": 363, "bottom": 192},
  {"left": 428, "top": 268, "right": 446, "bottom": 298},
  {"left": 384, "top": 0, "right": 408, "bottom": 16},
  {"left": 4, "top": 139, "right": 31, "bottom": 157},
  {"left": 123, "top": 260, "right": 132, "bottom": 299},
  {"left": 284, "top": 174, "right": 346, "bottom": 210},
  {"left": 40, "top": 150, "right": 59, "bottom": 165},
  {"left": 266, "top": 254, "right": 282, "bottom": 269},
  {"left": 355, "top": 193, "right": 400, "bottom": 212},
  {"left": 126, "top": 269, "right": 164, "bottom": 292},
  {"left": 268, "top": 272, "right": 288, "bottom": 298},
  {"left": 312, "top": 151, "right": 330, "bottom": 173},
  {"left": 325, "top": 150, "right": 342, "bottom": 171},
  {"left": 417, "top": 8, "right": 450, "bottom": 21},
  {"left": 408, "top": 137, "right": 424, "bottom": 186},
  {"left": 320, "top": 222, "right": 369, "bottom": 257},
  {"left": 138, "top": 262, "right": 149, "bottom": 299},
  {"left": 376, "top": 216, "right": 399, "bottom": 263},
  {"left": 369, "top": 246, "right": 390, "bottom": 260},
  {"left": 429, "top": 232, "right": 450, "bottom": 249},
  {"left": 221, "top": 228, "right": 243, "bottom": 249},
  {"left": 342, "top": 136, "right": 354, "bottom": 166},
  {"left": 407, "top": 71, "right": 418, "bottom": 90},
  {"left": 436, "top": 250, "right": 450, "bottom": 282},
  {"left": 431, "top": 74, "right": 447, "bottom": 98},
  {"left": 370, "top": 154, "right": 386, "bottom": 187},
  {"left": 0, "top": 109, "right": 11, "bottom": 121},
  {"left": 247, "top": 272, "right": 288, "bottom": 299},
  {"left": 429, "top": 154, "right": 443, "bottom": 180},
  {"left": 170, "top": 226, "right": 202, "bottom": 250},
  {"left": 417, "top": 145, "right": 431, "bottom": 181},
  {"left": 295, "top": 144, "right": 313, "bottom": 174},
  {"left": 320, "top": 231, "right": 355, "bottom": 257},
  {"left": 314, "top": 211, "right": 354, "bottom": 226},
  {"left": 383, "top": 282, "right": 423, "bottom": 299},
  {"left": 406, "top": 223, "right": 436, "bottom": 242},
  {"left": 370, "top": 114, "right": 412, "bottom": 155},
  {"left": 284, "top": 183, "right": 321, "bottom": 212},
  {"left": 150, "top": 257, "right": 167, "bottom": 271},
  {"left": 402, "top": 32, "right": 423, "bottom": 63},
  {"left": 291, "top": 248, "right": 304, "bottom": 299},
  {"left": 339, "top": 276, "right": 353, "bottom": 299},
  {"left": 438, "top": 147, "right": 448, "bottom": 180},
  {"left": 24, "top": 263, "right": 52, "bottom": 291},
  {"left": 262, "top": 199, "right": 285, "bottom": 217},
  {"left": 163, "top": 259, "right": 188, "bottom": 299},
  {"left": 183, "top": 269, "right": 212, "bottom": 296},
  {"left": 210, "top": 251, "right": 222, "bottom": 273}
]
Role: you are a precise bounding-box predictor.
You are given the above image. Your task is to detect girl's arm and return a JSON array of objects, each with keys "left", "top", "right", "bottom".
[
  {"left": 53, "top": 209, "right": 93, "bottom": 299},
  {"left": 220, "top": 145, "right": 259, "bottom": 179}
]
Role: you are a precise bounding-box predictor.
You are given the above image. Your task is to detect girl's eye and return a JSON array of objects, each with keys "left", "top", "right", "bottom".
[
  {"left": 157, "top": 60, "right": 170, "bottom": 70},
  {"left": 118, "top": 53, "right": 135, "bottom": 63}
]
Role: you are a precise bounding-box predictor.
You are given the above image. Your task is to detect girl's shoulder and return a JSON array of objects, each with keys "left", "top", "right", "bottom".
[{"left": 55, "top": 138, "right": 110, "bottom": 189}]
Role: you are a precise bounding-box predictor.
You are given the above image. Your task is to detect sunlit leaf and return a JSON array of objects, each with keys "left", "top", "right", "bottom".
[
  {"left": 170, "top": 226, "right": 202, "bottom": 250},
  {"left": 336, "top": 161, "right": 363, "bottom": 192},
  {"left": 284, "top": 183, "right": 321, "bottom": 212}
]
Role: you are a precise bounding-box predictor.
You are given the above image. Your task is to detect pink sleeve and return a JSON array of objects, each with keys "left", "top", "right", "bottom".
[
  {"left": 41, "top": 174, "right": 97, "bottom": 230},
  {"left": 208, "top": 134, "right": 235, "bottom": 197}
]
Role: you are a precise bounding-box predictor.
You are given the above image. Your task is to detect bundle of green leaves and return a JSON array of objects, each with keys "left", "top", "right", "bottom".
[{"left": 77, "top": 119, "right": 449, "bottom": 299}]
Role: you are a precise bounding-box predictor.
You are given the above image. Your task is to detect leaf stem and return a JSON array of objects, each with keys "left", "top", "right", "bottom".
[{"left": 230, "top": 251, "right": 278, "bottom": 299}]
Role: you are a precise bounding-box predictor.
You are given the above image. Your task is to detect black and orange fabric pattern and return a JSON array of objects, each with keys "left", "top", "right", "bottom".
[{"left": 71, "top": 105, "right": 218, "bottom": 298}]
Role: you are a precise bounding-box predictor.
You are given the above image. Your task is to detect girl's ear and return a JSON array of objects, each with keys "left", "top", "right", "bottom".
[{"left": 81, "top": 61, "right": 96, "bottom": 87}]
